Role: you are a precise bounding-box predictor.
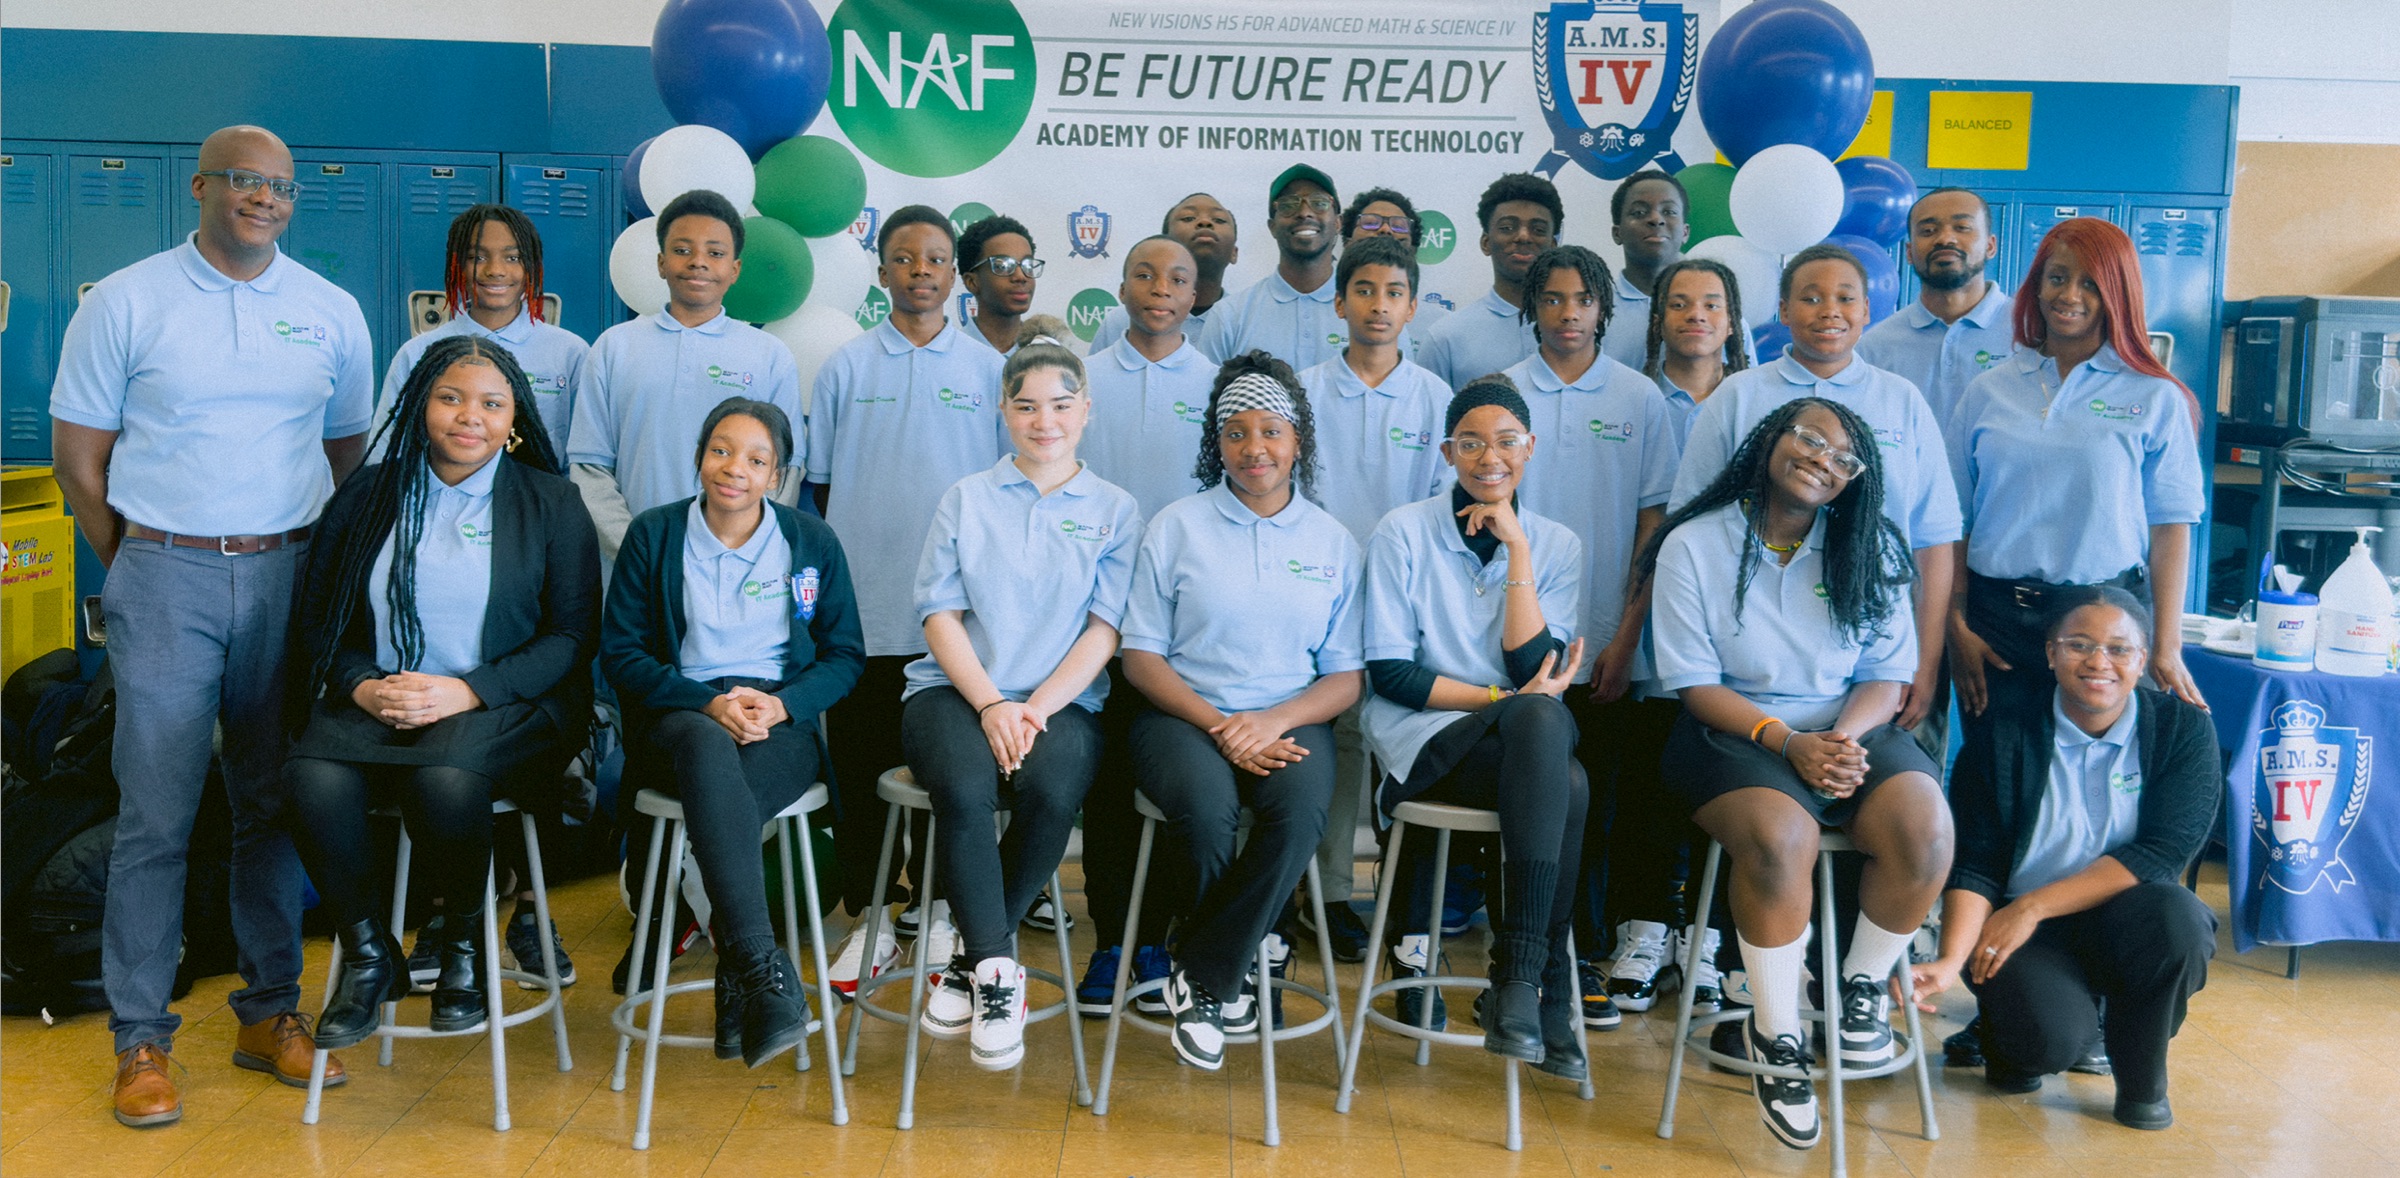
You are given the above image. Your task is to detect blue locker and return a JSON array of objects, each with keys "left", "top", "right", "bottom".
[
  {"left": 284, "top": 155, "right": 389, "bottom": 372},
  {"left": 62, "top": 144, "right": 175, "bottom": 317},
  {"left": 2005, "top": 192, "right": 2125, "bottom": 287},
  {"left": 1890, "top": 188, "right": 2017, "bottom": 314},
  {"left": 2, "top": 147, "right": 60, "bottom": 461},
  {"left": 393, "top": 155, "right": 497, "bottom": 346},
  {"left": 502, "top": 156, "right": 624, "bottom": 344},
  {"left": 2127, "top": 200, "right": 2225, "bottom": 394}
]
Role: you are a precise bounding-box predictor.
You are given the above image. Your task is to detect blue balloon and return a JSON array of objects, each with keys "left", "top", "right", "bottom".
[
  {"left": 1833, "top": 156, "right": 1918, "bottom": 245},
  {"left": 1697, "top": 0, "right": 1875, "bottom": 167},
  {"left": 652, "top": 0, "right": 832, "bottom": 160},
  {"left": 622, "top": 135, "right": 657, "bottom": 222},
  {"left": 1824, "top": 233, "right": 1900, "bottom": 321},
  {"left": 1752, "top": 320, "right": 1793, "bottom": 361}
]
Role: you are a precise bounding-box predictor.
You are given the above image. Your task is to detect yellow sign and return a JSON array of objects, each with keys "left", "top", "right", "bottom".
[
  {"left": 1926, "top": 91, "right": 2033, "bottom": 171},
  {"left": 1838, "top": 91, "right": 1895, "bottom": 161}
]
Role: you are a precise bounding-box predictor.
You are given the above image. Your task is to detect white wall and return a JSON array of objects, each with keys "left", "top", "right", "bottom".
[{"left": 2229, "top": 0, "right": 2400, "bottom": 143}]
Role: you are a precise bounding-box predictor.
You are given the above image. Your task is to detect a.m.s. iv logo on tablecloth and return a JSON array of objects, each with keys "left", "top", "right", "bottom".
[
  {"left": 1530, "top": 0, "right": 1696, "bottom": 182},
  {"left": 2253, "top": 699, "right": 2373, "bottom": 895}
]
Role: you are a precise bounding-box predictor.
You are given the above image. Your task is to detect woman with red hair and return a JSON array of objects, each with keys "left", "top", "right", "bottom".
[{"left": 1944, "top": 217, "right": 2207, "bottom": 738}]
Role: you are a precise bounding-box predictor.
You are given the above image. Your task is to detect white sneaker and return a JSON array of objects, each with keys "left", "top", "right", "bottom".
[
  {"left": 830, "top": 914, "right": 900, "bottom": 1000},
  {"left": 969, "top": 957, "right": 1030, "bottom": 1071},
  {"left": 1606, "top": 920, "right": 1676, "bottom": 1012},
  {"left": 1688, "top": 929, "right": 1725, "bottom": 1014},
  {"left": 922, "top": 900, "right": 960, "bottom": 984},
  {"left": 921, "top": 954, "right": 973, "bottom": 1040}
]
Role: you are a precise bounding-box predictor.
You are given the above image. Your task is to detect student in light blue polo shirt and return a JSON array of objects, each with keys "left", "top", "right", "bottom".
[
  {"left": 1418, "top": 174, "right": 1559, "bottom": 390},
  {"left": 377, "top": 205, "right": 587, "bottom": 455},
  {"left": 1195, "top": 165, "right": 1347, "bottom": 370},
  {"left": 1086, "top": 193, "right": 1237, "bottom": 358},
  {"left": 901, "top": 322, "right": 1139, "bottom": 1071},
  {"left": 1641, "top": 396, "right": 1948, "bottom": 1150},
  {"left": 1356, "top": 380, "right": 1589, "bottom": 1078},
  {"left": 1858, "top": 188, "right": 2015, "bottom": 429},
  {"left": 50, "top": 124, "right": 373, "bottom": 1121},
  {"left": 1341, "top": 185, "right": 1449, "bottom": 337},
  {"left": 958, "top": 213, "right": 1040, "bottom": 356},
  {"left": 1641, "top": 258, "right": 1752, "bottom": 446},
  {"left": 568, "top": 190, "right": 802, "bottom": 559},
  {"left": 1119, "top": 358, "right": 1364, "bottom": 1068},
  {"left": 1081, "top": 236, "right": 1214, "bottom": 518},
  {"left": 1598, "top": 171, "right": 1689, "bottom": 371}
]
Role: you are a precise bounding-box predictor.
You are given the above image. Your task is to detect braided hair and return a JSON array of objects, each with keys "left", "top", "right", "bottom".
[
  {"left": 1193, "top": 350, "right": 1319, "bottom": 501},
  {"left": 1634, "top": 397, "right": 1913, "bottom": 646},
  {"left": 442, "top": 204, "right": 546, "bottom": 323},
  {"left": 1641, "top": 258, "right": 1751, "bottom": 379},
  {"left": 1518, "top": 244, "right": 1615, "bottom": 344},
  {"left": 310, "top": 335, "right": 560, "bottom": 696}
]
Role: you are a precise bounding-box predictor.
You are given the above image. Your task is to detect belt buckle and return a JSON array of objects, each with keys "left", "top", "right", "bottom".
[
  {"left": 219, "top": 535, "right": 244, "bottom": 556},
  {"left": 2011, "top": 584, "right": 2041, "bottom": 610}
]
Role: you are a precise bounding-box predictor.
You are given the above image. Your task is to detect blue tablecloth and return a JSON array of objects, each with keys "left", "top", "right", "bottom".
[{"left": 2188, "top": 648, "right": 2400, "bottom": 952}]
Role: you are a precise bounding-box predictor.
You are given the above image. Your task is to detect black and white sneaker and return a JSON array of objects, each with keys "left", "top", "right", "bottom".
[
  {"left": 920, "top": 953, "right": 975, "bottom": 1040},
  {"left": 1020, "top": 888, "right": 1074, "bottom": 933},
  {"left": 1578, "top": 959, "right": 1622, "bottom": 1030},
  {"left": 1221, "top": 932, "right": 1289, "bottom": 1034},
  {"left": 1687, "top": 929, "right": 1725, "bottom": 1014},
  {"left": 1746, "top": 1015, "right": 1821, "bottom": 1149},
  {"left": 1163, "top": 968, "right": 1226, "bottom": 1070},
  {"left": 1606, "top": 920, "right": 1676, "bottom": 1012},
  {"left": 1836, "top": 973, "right": 1896, "bottom": 1065},
  {"left": 969, "top": 957, "right": 1029, "bottom": 1071},
  {"left": 406, "top": 914, "right": 446, "bottom": 993}
]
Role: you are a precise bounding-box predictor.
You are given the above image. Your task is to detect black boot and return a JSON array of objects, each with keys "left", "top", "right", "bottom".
[
  {"left": 318, "top": 917, "right": 409, "bottom": 1050},
  {"left": 1483, "top": 978, "right": 1545, "bottom": 1062},
  {"left": 1532, "top": 926, "right": 1587, "bottom": 1082},
  {"left": 728, "top": 937, "right": 808, "bottom": 1068},
  {"left": 713, "top": 968, "right": 745, "bottom": 1061},
  {"left": 429, "top": 915, "right": 489, "bottom": 1033}
]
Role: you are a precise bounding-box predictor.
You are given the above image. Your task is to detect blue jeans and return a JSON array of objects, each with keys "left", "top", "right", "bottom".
[{"left": 101, "top": 538, "right": 306, "bottom": 1052}]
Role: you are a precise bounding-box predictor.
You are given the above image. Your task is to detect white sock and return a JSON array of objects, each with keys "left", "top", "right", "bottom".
[
  {"left": 1841, "top": 916, "right": 1915, "bottom": 985},
  {"left": 1738, "top": 931, "right": 1808, "bottom": 1040}
]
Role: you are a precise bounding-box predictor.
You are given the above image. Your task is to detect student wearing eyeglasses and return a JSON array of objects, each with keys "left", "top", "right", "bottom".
[
  {"left": 959, "top": 214, "right": 1042, "bottom": 357},
  {"left": 1195, "top": 166, "right": 1347, "bottom": 370},
  {"left": 1341, "top": 186, "right": 1447, "bottom": 336}
]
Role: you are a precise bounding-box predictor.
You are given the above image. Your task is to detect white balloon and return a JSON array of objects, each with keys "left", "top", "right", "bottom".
[
  {"left": 807, "top": 231, "right": 882, "bottom": 327},
  {"left": 639, "top": 124, "right": 757, "bottom": 215},
  {"left": 1729, "top": 144, "right": 1845, "bottom": 255},
  {"left": 764, "top": 301, "right": 867, "bottom": 416},
  {"left": 1686, "top": 234, "right": 1785, "bottom": 328},
  {"left": 609, "top": 217, "right": 669, "bottom": 318}
]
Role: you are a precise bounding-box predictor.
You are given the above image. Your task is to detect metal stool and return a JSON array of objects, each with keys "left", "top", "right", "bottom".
[
  {"left": 1091, "top": 789, "right": 1348, "bottom": 1146},
  {"left": 303, "top": 799, "right": 570, "bottom": 1130},
  {"left": 841, "top": 767, "right": 1091, "bottom": 1128},
  {"left": 1657, "top": 831, "right": 1940, "bottom": 1177},
  {"left": 610, "top": 783, "right": 846, "bottom": 1148},
  {"left": 1335, "top": 799, "right": 1595, "bottom": 1151}
]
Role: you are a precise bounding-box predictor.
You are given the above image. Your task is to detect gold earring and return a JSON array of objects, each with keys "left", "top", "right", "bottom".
[{"left": 506, "top": 429, "right": 523, "bottom": 452}]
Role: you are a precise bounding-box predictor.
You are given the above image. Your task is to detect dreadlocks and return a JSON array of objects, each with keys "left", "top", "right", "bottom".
[
  {"left": 1641, "top": 258, "right": 1751, "bottom": 379},
  {"left": 1518, "top": 244, "right": 1615, "bottom": 345},
  {"left": 442, "top": 204, "right": 546, "bottom": 324},
  {"left": 1193, "top": 350, "right": 1320, "bottom": 501},
  {"left": 1635, "top": 397, "right": 1913, "bottom": 646}
]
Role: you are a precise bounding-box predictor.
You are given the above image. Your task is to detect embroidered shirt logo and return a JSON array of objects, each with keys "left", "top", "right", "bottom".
[
  {"left": 936, "top": 386, "right": 986, "bottom": 411},
  {"left": 705, "top": 364, "right": 755, "bottom": 390},
  {"left": 2088, "top": 398, "right": 2145, "bottom": 421},
  {"left": 1285, "top": 558, "right": 1337, "bottom": 585},
  {"left": 1057, "top": 518, "right": 1112, "bottom": 542},
  {"left": 1387, "top": 426, "right": 1433, "bottom": 452}
]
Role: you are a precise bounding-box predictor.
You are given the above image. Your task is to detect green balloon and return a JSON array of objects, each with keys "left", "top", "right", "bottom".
[
  {"left": 1676, "top": 162, "right": 1739, "bottom": 245},
  {"left": 725, "top": 216, "right": 814, "bottom": 325},
  {"left": 753, "top": 136, "right": 869, "bottom": 239}
]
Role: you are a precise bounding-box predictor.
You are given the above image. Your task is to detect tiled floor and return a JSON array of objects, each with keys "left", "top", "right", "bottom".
[{"left": 5, "top": 860, "right": 2394, "bottom": 1177}]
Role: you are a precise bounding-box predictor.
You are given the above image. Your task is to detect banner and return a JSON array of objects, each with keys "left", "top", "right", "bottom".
[{"left": 804, "top": 0, "right": 1724, "bottom": 341}]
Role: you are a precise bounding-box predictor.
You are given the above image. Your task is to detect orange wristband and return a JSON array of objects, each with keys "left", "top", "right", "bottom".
[{"left": 1749, "top": 716, "right": 1786, "bottom": 746}]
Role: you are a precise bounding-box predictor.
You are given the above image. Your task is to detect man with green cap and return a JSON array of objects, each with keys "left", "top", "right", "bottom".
[{"left": 1194, "top": 165, "right": 1349, "bottom": 371}]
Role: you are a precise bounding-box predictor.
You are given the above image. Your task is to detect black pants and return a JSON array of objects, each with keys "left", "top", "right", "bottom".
[
  {"left": 1966, "top": 881, "right": 2214, "bottom": 1103},
  {"left": 827, "top": 654, "right": 926, "bottom": 913},
  {"left": 1568, "top": 692, "right": 1695, "bottom": 956},
  {"left": 1082, "top": 660, "right": 1153, "bottom": 950},
  {"left": 1132, "top": 712, "right": 1334, "bottom": 997},
  {"left": 644, "top": 707, "right": 818, "bottom": 947},
  {"left": 287, "top": 759, "right": 499, "bottom": 928},
  {"left": 902, "top": 686, "right": 1101, "bottom": 965}
]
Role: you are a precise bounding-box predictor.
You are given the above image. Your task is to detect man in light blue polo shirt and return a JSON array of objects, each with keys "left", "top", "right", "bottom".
[
  {"left": 1195, "top": 166, "right": 1347, "bottom": 370},
  {"left": 569, "top": 191, "right": 802, "bottom": 561},
  {"left": 1085, "top": 193, "right": 1237, "bottom": 358},
  {"left": 1859, "top": 188, "right": 2014, "bottom": 428},
  {"left": 1082, "top": 236, "right": 1215, "bottom": 518},
  {"left": 1418, "top": 173, "right": 1559, "bottom": 390},
  {"left": 379, "top": 205, "right": 588, "bottom": 456},
  {"left": 50, "top": 125, "right": 372, "bottom": 1125}
]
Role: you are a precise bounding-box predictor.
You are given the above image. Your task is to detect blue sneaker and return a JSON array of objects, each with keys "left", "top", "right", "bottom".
[
  {"left": 1131, "top": 945, "right": 1174, "bottom": 1015},
  {"left": 1074, "top": 944, "right": 1122, "bottom": 1017},
  {"left": 1440, "top": 861, "right": 1486, "bottom": 936}
]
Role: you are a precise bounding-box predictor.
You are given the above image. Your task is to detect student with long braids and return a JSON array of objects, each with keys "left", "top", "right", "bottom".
[
  {"left": 377, "top": 204, "right": 587, "bottom": 455},
  {"left": 1641, "top": 397, "right": 1951, "bottom": 1150},
  {"left": 1642, "top": 258, "right": 1751, "bottom": 444},
  {"left": 284, "top": 335, "right": 600, "bottom": 1049}
]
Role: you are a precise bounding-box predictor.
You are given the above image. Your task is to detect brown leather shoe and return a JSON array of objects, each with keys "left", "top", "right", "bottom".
[
  {"left": 233, "top": 1011, "right": 346, "bottom": 1089},
  {"left": 113, "top": 1042, "right": 181, "bottom": 1128}
]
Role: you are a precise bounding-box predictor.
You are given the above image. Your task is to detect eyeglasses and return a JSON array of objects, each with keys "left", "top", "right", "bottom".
[
  {"left": 970, "top": 255, "right": 1044, "bottom": 278},
  {"left": 197, "top": 168, "right": 303, "bottom": 203},
  {"left": 1446, "top": 435, "right": 1530, "bottom": 458},
  {"left": 2052, "top": 637, "right": 2146, "bottom": 662},
  {"left": 1787, "top": 424, "right": 1866, "bottom": 480},
  {"left": 1271, "top": 194, "right": 1336, "bottom": 218},
  {"left": 1355, "top": 213, "right": 1412, "bottom": 236}
]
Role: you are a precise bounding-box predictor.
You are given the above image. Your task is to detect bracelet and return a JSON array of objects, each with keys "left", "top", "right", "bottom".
[
  {"left": 1488, "top": 683, "right": 1505, "bottom": 703},
  {"left": 1780, "top": 728, "right": 1800, "bottom": 758},
  {"left": 1502, "top": 578, "right": 1537, "bottom": 588},
  {"left": 977, "top": 698, "right": 1008, "bottom": 716},
  {"left": 1749, "top": 716, "right": 1786, "bottom": 745}
]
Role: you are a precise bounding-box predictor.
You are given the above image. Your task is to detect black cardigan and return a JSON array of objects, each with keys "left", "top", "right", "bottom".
[
  {"left": 1945, "top": 686, "right": 2220, "bottom": 904},
  {"left": 288, "top": 456, "right": 601, "bottom": 735},
  {"left": 599, "top": 498, "right": 865, "bottom": 749}
]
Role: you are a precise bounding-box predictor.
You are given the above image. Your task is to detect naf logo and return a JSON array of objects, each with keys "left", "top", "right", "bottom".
[
  {"left": 1532, "top": 0, "right": 1696, "bottom": 182},
  {"left": 1067, "top": 204, "right": 1112, "bottom": 259},
  {"left": 1285, "top": 558, "right": 1338, "bottom": 585},
  {"left": 1387, "top": 426, "right": 1433, "bottom": 453},
  {"left": 2253, "top": 699, "right": 2373, "bottom": 896},
  {"left": 1587, "top": 418, "right": 1635, "bottom": 442}
]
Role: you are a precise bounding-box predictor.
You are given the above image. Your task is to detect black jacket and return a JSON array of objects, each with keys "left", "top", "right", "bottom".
[{"left": 1945, "top": 686, "right": 2219, "bottom": 903}]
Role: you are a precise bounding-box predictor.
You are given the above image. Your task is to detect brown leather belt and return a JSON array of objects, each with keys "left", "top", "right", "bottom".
[{"left": 124, "top": 523, "right": 311, "bottom": 555}]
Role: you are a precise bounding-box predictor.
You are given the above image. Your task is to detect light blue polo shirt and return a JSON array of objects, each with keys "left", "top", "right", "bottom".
[
  {"left": 1359, "top": 493, "right": 1584, "bottom": 782},
  {"left": 379, "top": 306, "right": 589, "bottom": 457},
  {"left": 1600, "top": 268, "right": 1658, "bottom": 372},
  {"left": 903, "top": 459, "right": 1141, "bottom": 714},
  {"left": 1417, "top": 290, "right": 1537, "bottom": 390},
  {"left": 50, "top": 236, "right": 374, "bottom": 536},
  {"left": 1669, "top": 352, "right": 1963, "bottom": 550},
  {"left": 1858, "top": 285, "right": 2015, "bottom": 429},
  {"left": 567, "top": 310, "right": 802, "bottom": 518},
  {"left": 1651, "top": 503, "right": 1917, "bottom": 731},
  {"left": 369, "top": 457, "right": 498, "bottom": 678},
  {"left": 1950, "top": 344, "right": 2204, "bottom": 584},
  {"left": 1193, "top": 270, "right": 1346, "bottom": 370},
  {"left": 1084, "top": 303, "right": 1209, "bottom": 358},
  {"left": 2012, "top": 691, "right": 2144, "bottom": 897},
  {"left": 677, "top": 500, "right": 795, "bottom": 682},
  {"left": 805, "top": 318, "right": 1009, "bottom": 657},
  {"left": 1654, "top": 369, "right": 1710, "bottom": 449},
  {"left": 1079, "top": 336, "right": 1215, "bottom": 519},
  {"left": 1505, "top": 352, "right": 1679, "bottom": 677},
  {"left": 1301, "top": 355, "right": 1452, "bottom": 544},
  {"left": 1121, "top": 483, "right": 1365, "bottom": 714}
]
